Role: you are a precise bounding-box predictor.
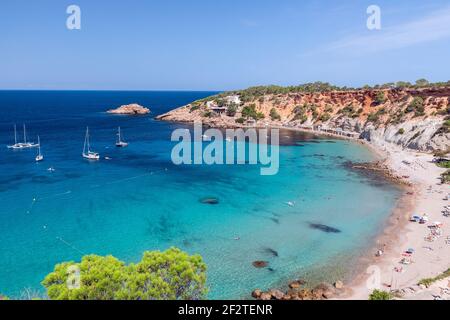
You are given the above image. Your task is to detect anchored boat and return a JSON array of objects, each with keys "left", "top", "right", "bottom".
[
  {"left": 82, "top": 127, "right": 100, "bottom": 160},
  {"left": 35, "top": 136, "right": 43, "bottom": 162},
  {"left": 115, "top": 127, "right": 128, "bottom": 148},
  {"left": 7, "top": 124, "right": 39, "bottom": 149}
]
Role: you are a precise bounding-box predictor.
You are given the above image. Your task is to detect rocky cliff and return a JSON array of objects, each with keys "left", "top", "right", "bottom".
[{"left": 157, "top": 86, "right": 450, "bottom": 152}]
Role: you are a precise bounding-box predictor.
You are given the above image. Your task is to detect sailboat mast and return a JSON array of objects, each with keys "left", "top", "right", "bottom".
[
  {"left": 87, "top": 128, "right": 91, "bottom": 153},
  {"left": 83, "top": 127, "right": 88, "bottom": 154},
  {"left": 23, "top": 124, "right": 27, "bottom": 143},
  {"left": 37, "top": 136, "right": 41, "bottom": 156},
  {"left": 14, "top": 124, "right": 17, "bottom": 145}
]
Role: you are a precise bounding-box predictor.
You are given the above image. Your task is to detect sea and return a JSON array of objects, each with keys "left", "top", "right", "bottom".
[{"left": 0, "top": 90, "right": 401, "bottom": 299}]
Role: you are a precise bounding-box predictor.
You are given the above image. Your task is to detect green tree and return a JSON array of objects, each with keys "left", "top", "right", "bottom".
[
  {"left": 42, "top": 247, "right": 207, "bottom": 300},
  {"left": 415, "top": 78, "right": 429, "bottom": 87}
]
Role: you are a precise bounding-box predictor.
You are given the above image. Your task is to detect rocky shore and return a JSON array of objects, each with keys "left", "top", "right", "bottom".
[
  {"left": 107, "top": 103, "right": 150, "bottom": 115},
  {"left": 156, "top": 86, "right": 450, "bottom": 152},
  {"left": 252, "top": 280, "right": 346, "bottom": 300}
]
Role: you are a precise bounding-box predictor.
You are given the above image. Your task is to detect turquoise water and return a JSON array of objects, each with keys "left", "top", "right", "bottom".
[{"left": 0, "top": 91, "right": 400, "bottom": 299}]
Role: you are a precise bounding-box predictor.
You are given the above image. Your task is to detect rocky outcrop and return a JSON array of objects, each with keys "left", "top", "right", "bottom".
[
  {"left": 252, "top": 280, "right": 345, "bottom": 300},
  {"left": 107, "top": 103, "right": 150, "bottom": 115},
  {"left": 156, "top": 86, "right": 450, "bottom": 152}
]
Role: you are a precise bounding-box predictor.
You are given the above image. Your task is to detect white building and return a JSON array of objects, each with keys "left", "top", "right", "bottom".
[{"left": 225, "top": 95, "right": 241, "bottom": 105}]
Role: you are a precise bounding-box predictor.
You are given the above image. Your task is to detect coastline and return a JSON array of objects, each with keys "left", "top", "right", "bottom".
[
  {"left": 273, "top": 125, "right": 449, "bottom": 299},
  {"left": 163, "top": 119, "right": 449, "bottom": 299},
  {"left": 343, "top": 141, "right": 449, "bottom": 299}
]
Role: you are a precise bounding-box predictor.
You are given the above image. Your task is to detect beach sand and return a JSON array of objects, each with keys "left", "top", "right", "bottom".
[{"left": 345, "top": 142, "right": 450, "bottom": 300}]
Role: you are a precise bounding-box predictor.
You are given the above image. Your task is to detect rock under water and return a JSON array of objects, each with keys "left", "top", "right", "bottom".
[
  {"left": 252, "top": 261, "right": 269, "bottom": 268},
  {"left": 308, "top": 223, "right": 341, "bottom": 233},
  {"left": 199, "top": 197, "right": 219, "bottom": 205}
]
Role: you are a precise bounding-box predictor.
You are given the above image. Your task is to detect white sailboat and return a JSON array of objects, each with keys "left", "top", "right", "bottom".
[
  {"left": 35, "top": 136, "right": 43, "bottom": 162},
  {"left": 115, "top": 127, "right": 128, "bottom": 147},
  {"left": 7, "top": 124, "right": 38, "bottom": 149},
  {"left": 82, "top": 127, "right": 100, "bottom": 160}
]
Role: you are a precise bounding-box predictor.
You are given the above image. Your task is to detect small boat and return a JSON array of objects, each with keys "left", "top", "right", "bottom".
[
  {"left": 201, "top": 134, "right": 209, "bottom": 141},
  {"left": 35, "top": 136, "right": 43, "bottom": 162},
  {"left": 7, "top": 124, "right": 39, "bottom": 149},
  {"left": 47, "top": 167, "right": 55, "bottom": 172},
  {"left": 82, "top": 127, "right": 100, "bottom": 160},
  {"left": 115, "top": 127, "right": 128, "bottom": 147}
]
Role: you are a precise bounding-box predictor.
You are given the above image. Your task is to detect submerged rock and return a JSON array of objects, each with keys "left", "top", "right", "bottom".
[
  {"left": 199, "top": 197, "right": 219, "bottom": 205},
  {"left": 263, "top": 247, "right": 279, "bottom": 257},
  {"left": 252, "top": 261, "right": 269, "bottom": 268},
  {"left": 308, "top": 223, "right": 341, "bottom": 233}
]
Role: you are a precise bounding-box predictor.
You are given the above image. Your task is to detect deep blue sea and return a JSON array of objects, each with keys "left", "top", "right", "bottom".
[{"left": 0, "top": 91, "right": 401, "bottom": 299}]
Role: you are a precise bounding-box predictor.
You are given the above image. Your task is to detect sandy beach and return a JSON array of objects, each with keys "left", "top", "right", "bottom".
[{"left": 345, "top": 141, "right": 450, "bottom": 300}]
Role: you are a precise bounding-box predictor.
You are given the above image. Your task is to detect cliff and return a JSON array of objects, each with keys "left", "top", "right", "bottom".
[{"left": 156, "top": 85, "right": 450, "bottom": 152}]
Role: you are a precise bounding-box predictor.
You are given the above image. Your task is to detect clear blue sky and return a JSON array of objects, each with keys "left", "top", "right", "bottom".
[{"left": 1, "top": 0, "right": 449, "bottom": 90}]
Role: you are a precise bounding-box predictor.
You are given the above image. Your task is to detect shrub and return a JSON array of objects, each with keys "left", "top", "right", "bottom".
[
  {"left": 374, "top": 92, "right": 387, "bottom": 105},
  {"left": 319, "top": 112, "right": 331, "bottom": 122},
  {"left": 235, "top": 117, "right": 245, "bottom": 124},
  {"left": 226, "top": 104, "right": 237, "bottom": 117},
  {"left": 203, "top": 111, "right": 212, "bottom": 118},
  {"left": 270, "top": 108, "right": 281, "bottom": 121},
  {"left": 441, "top": 170, "right": 450, "bottom": 184},
  {"left": 406, "top": 97, "right": 424, "bottom": 115},
  {"left": 367, "top": 112, "right": 379, "bottom": 123},
  {"left": 369, "top": 290, "right": 392, "bottom": 300},
  {"left": 397, "top": 128, "right": 405, "bottom": 135},
  {"left": 190, "top": 105, "right": 200, "bottom": 113}
]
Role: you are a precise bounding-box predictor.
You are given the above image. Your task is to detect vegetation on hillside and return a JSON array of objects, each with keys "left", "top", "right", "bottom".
[
  {"left": 42, "top": 247, "right": 207, "bottom": 300},
  {"left": 209, "top": 79, "right": 450, "bottom": 102},
  {"left": 269, "top": 108, "right": 281, "bottom": 121},
  {"left": 241, "top": 104, "right": 264, "bottom": 120}
]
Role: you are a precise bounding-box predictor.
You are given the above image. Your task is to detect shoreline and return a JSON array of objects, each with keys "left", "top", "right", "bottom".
[
  {"left": 160, "top": 118, "right": 449, "bottom": 299},
  {"left": 343, "top": 141, "right": 449, "bottom": 299},
  {"left": 275, "top": 125, "right": 449, "bottom": 299},
  {"left": 189, "top": 120, "right": 449, "bottom": 299}
]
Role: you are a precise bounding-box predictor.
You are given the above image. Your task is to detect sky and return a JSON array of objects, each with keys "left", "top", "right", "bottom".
[{"left": 1, "top": 0, "right": 450, "bottom": 91}]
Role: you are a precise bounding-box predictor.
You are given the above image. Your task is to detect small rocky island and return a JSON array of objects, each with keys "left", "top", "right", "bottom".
[{"left": 107, "top": 103, "right": 150, "bottom": 115}]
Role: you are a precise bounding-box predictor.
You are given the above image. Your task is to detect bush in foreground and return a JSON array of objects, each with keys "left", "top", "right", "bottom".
[
  {"left": 42, "top": 247, "right": 207, "bottom": 300},
  {"left": 369, "top": 289, "right": 393, "bottom": 300}
]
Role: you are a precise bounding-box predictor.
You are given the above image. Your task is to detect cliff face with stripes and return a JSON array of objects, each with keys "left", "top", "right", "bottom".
[{"left": 157, "top": 86, "right": 450, "bottom": 152}]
